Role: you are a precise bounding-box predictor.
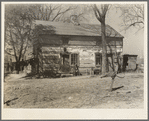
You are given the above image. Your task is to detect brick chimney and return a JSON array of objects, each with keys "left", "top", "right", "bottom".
[{"left": 70, "top": 15, "right": 80, "bottom": 26}]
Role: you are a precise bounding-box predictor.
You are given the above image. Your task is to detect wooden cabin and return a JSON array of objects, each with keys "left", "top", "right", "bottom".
[{"left": 33, "top": 20, "right": 124, "bottom": 76}]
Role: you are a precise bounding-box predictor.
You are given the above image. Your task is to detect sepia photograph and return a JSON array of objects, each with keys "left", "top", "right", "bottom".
[{"left": 1, "top": 1, "right": 147, "bottom": 119}]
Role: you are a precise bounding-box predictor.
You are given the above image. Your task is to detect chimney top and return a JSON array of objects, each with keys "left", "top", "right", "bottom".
[{"left": 70, "top": 15, "right": 80, "bottom": 26}]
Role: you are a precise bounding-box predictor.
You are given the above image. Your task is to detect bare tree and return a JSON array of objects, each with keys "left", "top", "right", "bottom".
[
  {"left": 92, "top": 4, "right": 110, "bottom": 75},
  {"left": 4, "top": 4, "right": 85, "bottom": 75},
  {"left": 106, "top": 42, "right": 123, "bottom": 91},
  {"left": 28, "top": 4, "right": 77, "bottom": 21},
  {"left": 61, "top": 4, "right": 89, "bottom": 23},
  {"left": 119, "top": 4, "right": 144, "bottom": 31},
  {"left": 5, "top": 4, "right": 33, "bottom": 73}
]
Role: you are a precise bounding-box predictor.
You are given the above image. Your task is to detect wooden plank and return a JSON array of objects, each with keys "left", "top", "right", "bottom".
[
  {"left": 68, "top": 40, "right": 96, "bottom": 46},
  {"left": 80, "top": 59, "right": 94, "bottom": 64},
  {"left": 80, "top": 64, "right": 95, "bottom": 68},
  {"left": 42, "top": 47, "right": 62, "bottom": 53},
  {"left": 69, "top": 53, "right": 71, "bottom": 65},
  {"left": 107, "top": 40, "right": 116, "bottom": 46},
  {"left": 42, "top": 53, "right": 60, "bottom": 56},
  {"left": 77, "top": 54, "right": 80, "bottom": 66}
]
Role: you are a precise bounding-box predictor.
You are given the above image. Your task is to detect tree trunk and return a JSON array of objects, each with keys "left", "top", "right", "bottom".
[
  {"left": 16, "top": 61, "right": 20, "bottom": 74},
  {"left": 110, "top": 78, "right": 115, "bottom": 92},
  {"left": 101, "top": 21, "right": 107, "bottom": 75}
]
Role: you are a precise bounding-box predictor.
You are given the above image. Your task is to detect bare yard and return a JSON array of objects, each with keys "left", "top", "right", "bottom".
[{"left": 4, "top": 73, "right": 144, "bottom": 108}]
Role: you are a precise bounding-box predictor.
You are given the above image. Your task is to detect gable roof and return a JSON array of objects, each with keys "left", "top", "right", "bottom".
[{"left": 35, "top": 20, "right": 124, "bottom": 38}]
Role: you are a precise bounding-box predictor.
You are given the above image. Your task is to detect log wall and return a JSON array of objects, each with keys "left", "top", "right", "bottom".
[{"left": 35, "top": 35, "right": 123, "bottom": 75}]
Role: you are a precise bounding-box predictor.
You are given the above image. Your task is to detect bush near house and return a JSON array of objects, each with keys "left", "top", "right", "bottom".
[{"left": 40, "top": 55, "right": 74, "bottom": 78}]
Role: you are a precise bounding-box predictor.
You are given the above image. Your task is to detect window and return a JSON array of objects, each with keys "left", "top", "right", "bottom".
[
  {"left": 95, "top": 53, "right": 102, "bottom": 65},
  {"left": 71, "top": 54, "right": 78, "bottom": 65}
]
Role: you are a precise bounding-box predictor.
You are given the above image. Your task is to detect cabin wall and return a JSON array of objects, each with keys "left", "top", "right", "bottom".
[
  {"left": 41, "top": 47, "right": 62, "bottom": 72},
  {"left": 35, "top": 35, "right": 123, "bottom": 75},
  {"left": 67, "top": 46, "right": 102, "bottom": 75},
  {"left": 67, "top": 46, "right": 101, "bottom": 67},
  {"left": 41, "top": 45, "right": 123, "bottom": 75},
  {"left": 41, "top": 46, "right": 101, "bottom": 75}
]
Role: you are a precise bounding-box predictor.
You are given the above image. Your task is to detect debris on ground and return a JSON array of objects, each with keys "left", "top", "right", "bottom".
[{"left": 4, "top": 73, "right": 144, "bottom": 108}]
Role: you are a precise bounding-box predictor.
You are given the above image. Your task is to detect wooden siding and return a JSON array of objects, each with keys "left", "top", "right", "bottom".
[
  {"left": 39, "top": 35, "right": 62, "bottom": 45},
  {"left": 39, "top": 35, "right": 100, "bottom": 46},
  {"left": 38, "top": 35, "right": 123, "bottom": 47},
  {"left": 68, "top": 40, "right": 96, "bottom": 46},
  {"left": 41, "top": 46, "right": 101, "bottom": 68},
  {"left": 41, "top": 45, "right": 122, "bottom": 66},
  {"left": 35, "top": 35, "right": 123, "bottom": 74},
  {"left": 67, "top": 46, "right": 101, "bottom": 67}
]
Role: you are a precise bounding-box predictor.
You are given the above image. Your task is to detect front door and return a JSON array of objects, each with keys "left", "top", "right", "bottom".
[{"left": 63, "top": 54, "right": 69, "bottom": 65}]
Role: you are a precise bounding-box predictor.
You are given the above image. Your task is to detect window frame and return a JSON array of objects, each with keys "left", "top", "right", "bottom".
[
  {"left": 70, "top": 53, "right": 79, "bottom": 66},
  {"left": 95, "top": 53, "right": 102, "bottom": 66}
]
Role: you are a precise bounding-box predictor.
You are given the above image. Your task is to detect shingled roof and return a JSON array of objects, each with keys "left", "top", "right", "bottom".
[{"left": 35, "top": 20, "right": 124, "bottom": 38}]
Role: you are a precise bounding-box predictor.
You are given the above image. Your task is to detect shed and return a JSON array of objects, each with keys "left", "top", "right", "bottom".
[{"left": 123, "top": 54, "right": 138, "bottom": 71}]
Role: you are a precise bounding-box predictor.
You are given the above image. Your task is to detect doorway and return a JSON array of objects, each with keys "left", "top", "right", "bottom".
[{"left": 123, "top": 56, "right": 128, "bottom": 71}]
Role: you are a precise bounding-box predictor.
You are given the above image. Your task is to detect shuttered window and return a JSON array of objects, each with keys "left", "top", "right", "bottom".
[
  {"left": 71, "top": 53, "right": 79, "bottom": 66},
  {"left": 95, "top": 53, "right": 102, "bottom": 65}
]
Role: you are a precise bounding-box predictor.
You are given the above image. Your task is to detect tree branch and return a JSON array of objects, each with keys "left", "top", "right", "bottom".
[
  {"left": 94, "top": 4, "right": 102, "bottom": 18},
  {"left": 10, "top": 29, "right": 18, "bottom": 61},
  {"left": 4, "top": 50, "right": 15, "bottom": 56},
  {"left": 52, "top": 6, "right": 72, "bottom": 21},
  {"left": 92, "top": 5, "right": 101, "bottom": 22},
  {"left": 129, "top": 21, "right": 144, "bottom": 27}
]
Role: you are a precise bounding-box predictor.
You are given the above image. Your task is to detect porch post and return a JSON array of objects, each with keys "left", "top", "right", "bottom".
[{"left": 69, "top": 53, "right": 71, "bottom": 66}]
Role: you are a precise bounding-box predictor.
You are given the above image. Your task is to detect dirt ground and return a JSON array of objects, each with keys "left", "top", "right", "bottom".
[{"left": 3, "top": 72, "right": 144, "bottom": 108}]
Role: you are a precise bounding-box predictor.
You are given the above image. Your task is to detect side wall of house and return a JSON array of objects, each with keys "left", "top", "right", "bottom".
[
  {"left": 41, "top": 46, "right": 101, "bottom": 75},
  {"left": 36, "top": 35, "right": 123, "bottom": 75}
]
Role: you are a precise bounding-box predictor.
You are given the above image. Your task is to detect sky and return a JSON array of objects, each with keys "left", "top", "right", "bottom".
[
  {"left": 3, "top": 3, "right": 145, "bottom": 58},
  {"left": 84, "top": 5, "right": 144, "bottom": 58}
]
